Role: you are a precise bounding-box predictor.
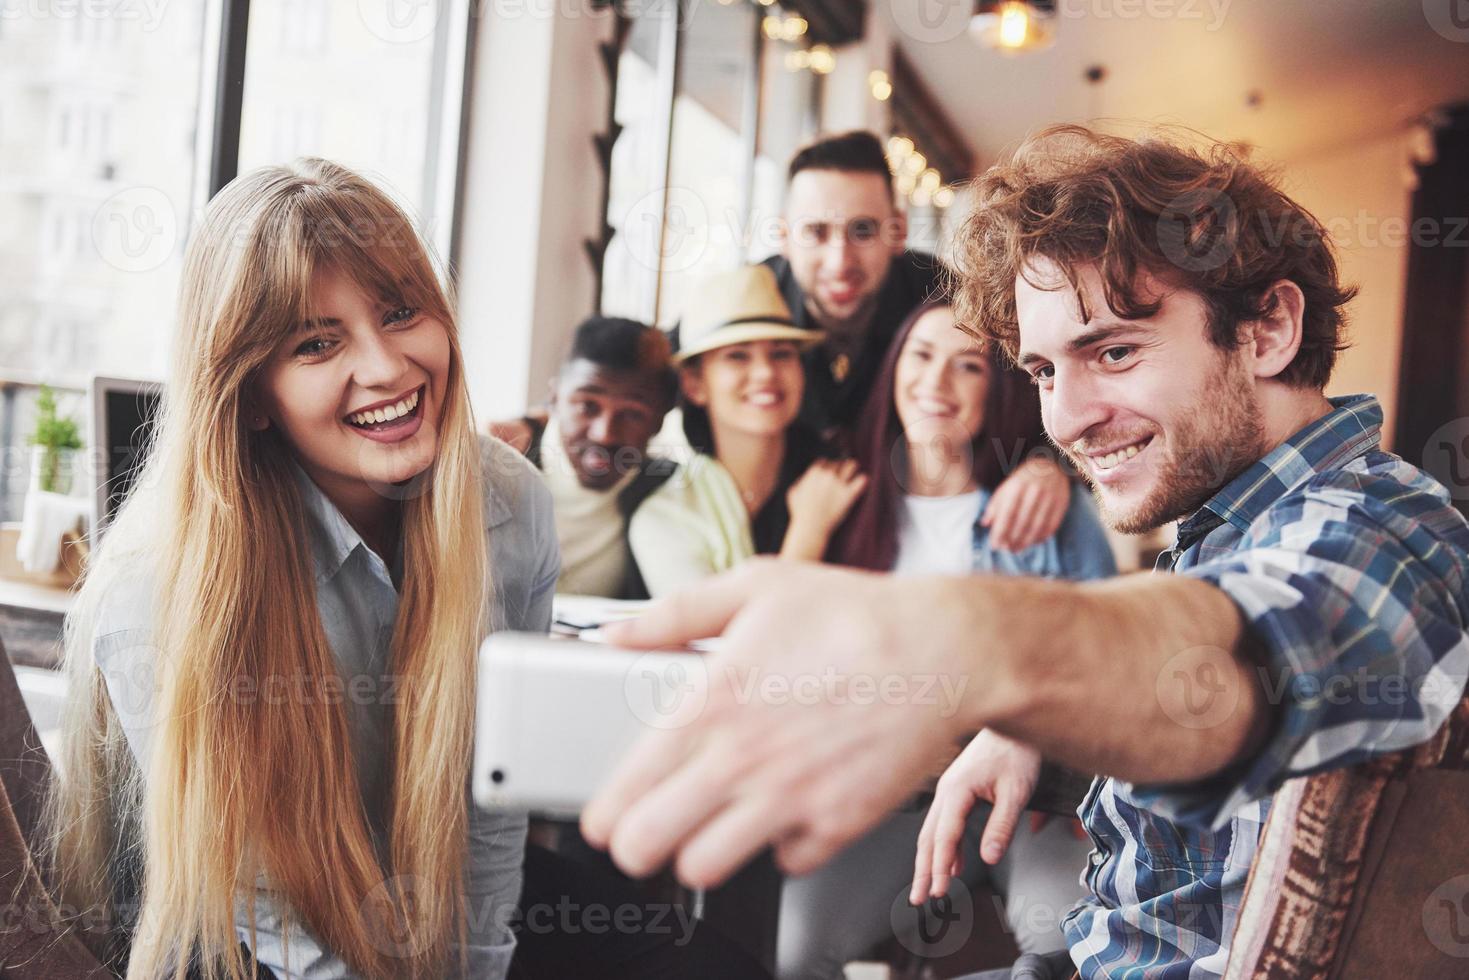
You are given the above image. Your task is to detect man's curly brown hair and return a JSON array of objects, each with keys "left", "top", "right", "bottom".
[{"left": 951, "top": 125, "right": 1355, "bottom": 389}]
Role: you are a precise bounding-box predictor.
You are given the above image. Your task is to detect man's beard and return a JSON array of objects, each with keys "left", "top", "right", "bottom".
[
  {"left": 1068, "top": 351, "right": 1266, "bottom": 535},
  {"left": 806, "top": 286, "right": 879, "bottom": 341}
]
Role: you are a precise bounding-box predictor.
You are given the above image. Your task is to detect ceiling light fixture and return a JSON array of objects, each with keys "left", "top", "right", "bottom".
[{"left": 970, "top": 0, "right": 1056, "bottom": 54}]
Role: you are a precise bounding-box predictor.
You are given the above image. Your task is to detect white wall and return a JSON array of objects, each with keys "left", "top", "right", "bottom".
[
  {"left": 820, "top": 6, "right": 893, "bottom": 135},
  {"left": 1283, "top": 131, "right": 1414, "bottom": 448},
  {"left": 456, "top": 5, "right": 615, "bottom": 423}
]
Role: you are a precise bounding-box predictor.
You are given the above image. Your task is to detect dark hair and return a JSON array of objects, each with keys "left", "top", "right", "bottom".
[
  {"left": 953, "top": 124, "right": 1355, "bottom": 389},
  {"left": 788, "top": 130, "right": 894, "bottom": 193},
  {"left": 831, "top": 299, "right": 1054, "bottom": 572},
  {"left": 564, "top": 315, "right": 677, "bottom": 407}
]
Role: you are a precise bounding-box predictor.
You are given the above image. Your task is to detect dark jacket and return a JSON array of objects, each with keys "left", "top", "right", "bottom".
[{"left": 760, "top": 250, "right": 948, "bottom": 442}]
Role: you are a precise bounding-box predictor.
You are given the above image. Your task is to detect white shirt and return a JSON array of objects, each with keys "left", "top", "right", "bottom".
[
  {"left": 892, "top": 491, "right": 983, "bottom": 577},
  {"left": 539, "top": 417, "right": 638, "bottom": 598}
]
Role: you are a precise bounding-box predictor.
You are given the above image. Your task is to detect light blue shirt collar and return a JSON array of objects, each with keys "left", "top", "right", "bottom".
[{"left": 288, "top": 456, "right": 516, "bottom": 586}]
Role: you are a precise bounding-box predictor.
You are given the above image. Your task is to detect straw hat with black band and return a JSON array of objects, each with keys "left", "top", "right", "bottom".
[{"left": 673, "top": 265, "right": 823, "bottom": 363}]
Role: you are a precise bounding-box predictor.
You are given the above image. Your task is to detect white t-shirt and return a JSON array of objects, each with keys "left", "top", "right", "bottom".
[
  {"left": 892, "top": 491, "right": 983, "bottom": 577},
  {"left": 539, "top": 418, "right": 639, "bottom": 598}
]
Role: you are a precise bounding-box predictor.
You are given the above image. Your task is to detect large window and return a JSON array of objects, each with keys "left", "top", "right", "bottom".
[
  {"left": 600, "top": 0, "right": 820, "bottom": 327},
  {"left": 0, "top": 6, "right": 208, "bottom": 388},
  {"left": 237, "top": 0, "right": 449, "bottom": 239},
  {"left": 0, "top": 1, "right": 471, "bottom": 523}
]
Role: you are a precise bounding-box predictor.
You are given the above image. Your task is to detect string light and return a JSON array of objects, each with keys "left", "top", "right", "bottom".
[
  {"left": 763, "top": 14, "right": 807, "bottom": 41},
  {"left": 868, "top": 69, "right": 892, "bottom": 102},
  {"left": 807, "top": 43, "right": 835, "bottom": 74},
  {"left": 934, "top": 186, "right": 956, "bottom": 208}
]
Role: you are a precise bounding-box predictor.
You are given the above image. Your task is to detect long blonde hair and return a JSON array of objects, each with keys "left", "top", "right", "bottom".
[{"left": 45, "top": 159, "right": 489, "bottom": 979}]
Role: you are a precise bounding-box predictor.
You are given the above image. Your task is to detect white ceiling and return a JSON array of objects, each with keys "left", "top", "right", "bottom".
[{"left": 880, "top": 0, "right": 1469, "bottom": 169}]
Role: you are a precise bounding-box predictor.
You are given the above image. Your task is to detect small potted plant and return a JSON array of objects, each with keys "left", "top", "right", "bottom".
[{"left": 28, "top": 384, "right": 84, "bottom": 496}]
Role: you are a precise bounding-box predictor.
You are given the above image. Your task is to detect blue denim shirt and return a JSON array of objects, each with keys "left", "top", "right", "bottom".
[
  {"left": 969, "top": 483, "right": 1117, "bottom": 581},
  {"left": 92, "top": 436, "right": 560, "bottom": 979}
]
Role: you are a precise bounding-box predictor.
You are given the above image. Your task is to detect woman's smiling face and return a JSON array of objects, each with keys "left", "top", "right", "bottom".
[
  {"left": 256, "top": 265, "right": 451, "bottom": 516},
  {"left": 682, "top": 339, "right": 805, "bottom": 440}
]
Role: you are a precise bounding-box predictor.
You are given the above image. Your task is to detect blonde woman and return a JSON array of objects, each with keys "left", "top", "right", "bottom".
[{"left": 45, "top": 159, "right": 558, "bottom": 979}]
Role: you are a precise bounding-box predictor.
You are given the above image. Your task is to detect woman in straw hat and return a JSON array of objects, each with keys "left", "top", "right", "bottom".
[{"left": 629, "top": 266, "right": 866, "bottom": 597}]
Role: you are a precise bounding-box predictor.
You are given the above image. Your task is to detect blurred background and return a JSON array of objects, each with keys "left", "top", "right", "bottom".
[{"left": 3, "top": 0, "right": 1469, "bottom": 524}]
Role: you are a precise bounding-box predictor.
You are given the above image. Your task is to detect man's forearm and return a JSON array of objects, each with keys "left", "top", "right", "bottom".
[{"left": 933, "top": 573, "right": 1270, "bottom": 786}]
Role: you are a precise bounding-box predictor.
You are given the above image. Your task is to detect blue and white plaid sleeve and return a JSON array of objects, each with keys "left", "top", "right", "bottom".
[{"left": 1132, "top": 469, "right": 1469, "bottom": 830}]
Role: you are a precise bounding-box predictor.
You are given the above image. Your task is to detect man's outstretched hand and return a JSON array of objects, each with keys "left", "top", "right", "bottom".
[{"left": 580, "top": 559, "right": 982, "bottom": 888}]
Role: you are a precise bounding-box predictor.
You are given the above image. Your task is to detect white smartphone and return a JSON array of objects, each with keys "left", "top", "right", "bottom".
[{"left": 472, "top": 631, "right": 708, "bottom": 816}]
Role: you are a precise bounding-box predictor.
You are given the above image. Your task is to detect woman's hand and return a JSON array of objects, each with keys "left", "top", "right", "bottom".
[
  {"left": 909, "top": 729, "right": 1042, "bottom": 904},
  {"left": 982, "top": 457, "right": 1071, "bottom": 552},
  {"left": 486, "top": 409, "right": 548, "bottom": 454},
  {"left": 780, "top": 459, "right": 868, "bottom": 561}
]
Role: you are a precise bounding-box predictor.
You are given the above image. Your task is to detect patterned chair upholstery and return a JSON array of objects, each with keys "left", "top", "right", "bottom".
[
  {"left": 0, "top": 633, "right": 113, "bottom": 978},
  {"left": 1225, "top": 698, "right": 1469, "bottom": 979}
]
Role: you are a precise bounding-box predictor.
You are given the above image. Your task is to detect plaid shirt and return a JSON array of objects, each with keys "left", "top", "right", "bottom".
[{"left": 1061, "top": 394, "right": 1469, "bottom": 979}]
